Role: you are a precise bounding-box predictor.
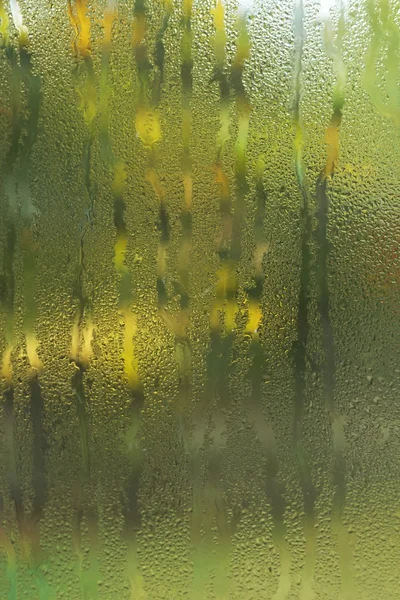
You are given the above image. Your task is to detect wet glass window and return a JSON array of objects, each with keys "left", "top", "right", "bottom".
[{"left": 0, "top": 0, "right": 399, "bottom": 598}]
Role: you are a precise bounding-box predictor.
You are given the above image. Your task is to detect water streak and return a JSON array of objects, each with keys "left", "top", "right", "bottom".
[
  {"left": 292, "top": 1, "right": 317, "bottom": 597},
  {"left": 171, "top": 0, "right": 194, "bottom": 444},
  {"left": 67, "top": 2, "right": 100, "bottom": 593},
  {"left": 318, "top": 4, "right": 355, "bottom": 597},
  {"left": 99, "top": 1, "right": 139, "bottom": 390},
  {"left": 190, "top": 3, "right": 232, "bottom": 596},
  {"left": 134, "top": 0, "right": 172, "bottom": 311}
]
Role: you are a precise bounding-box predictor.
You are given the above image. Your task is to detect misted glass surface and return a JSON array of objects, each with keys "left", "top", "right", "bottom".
[{"left": 0, "top": 0, "right": 399, "bottom": 598}]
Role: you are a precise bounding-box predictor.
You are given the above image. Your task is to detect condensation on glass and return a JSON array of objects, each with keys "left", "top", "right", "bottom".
[{"left": 0, "top": 0, "right": 399, "bottom": 598}]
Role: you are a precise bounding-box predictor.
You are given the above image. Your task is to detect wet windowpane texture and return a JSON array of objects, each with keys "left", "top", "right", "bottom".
[{"left": 0, "top": 0, "right": 399, "bottom": 598}]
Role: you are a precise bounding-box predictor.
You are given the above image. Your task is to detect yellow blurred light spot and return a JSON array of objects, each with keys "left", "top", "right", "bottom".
[
  {"left": 75, "top": 0, "right": 91, "bottom": 56},
  {"left": 114, "top": 234, "right": 127, "bottom": 273},
  {"left": 136, "top": 107, "right": 162, "bottom": 147},
  {"left": 113, "top": 161, "right": 127, "bottom": 196},
  {"left": 212, "top": 0, "right": 227, "bottom": 61},
  {"left": 10, "top": 0, "right": 28, "bottom": 46},
  {"left": 81, "top": 320, "right": 94, "bottom": 366},
  {"left": 216, "top": 267, "right": 227, "bottom": 296},
  {"left": 157, "top": 245, "right": 167, "bottom": 277},
  {"left": 123, "top": 310, "right": 139, "bottom": 389},
  {"left": 68, "top": 0, "right": 91, "bottom": 57},
  {"left": 26, "top": 333, "right": 42, "bottom": 372},
  {"left": 234, "top": 25, "right": 250, "bottom": 66},
  {"left": 212, "top": 0, "right": 225, "bottom": 34},
  {"left": 216, "top": 265, "right": 236, "bottom": 297},
  {"left": 246, "top": 302, "right": 262, "bottom": 334},
  {"left": 0, "top": 1, "right": 10, "bottom": 45}
]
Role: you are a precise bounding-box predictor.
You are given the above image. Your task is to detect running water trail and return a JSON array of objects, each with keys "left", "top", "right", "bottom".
[
  {"left": 291, "top": 1, "right": 318, "bottom": 597},
  {"left": 317, "top": 2, "right": 356, "bottom": 597},
  {"left": 67, "top": 2, "right": 101, "bottom": 595}
]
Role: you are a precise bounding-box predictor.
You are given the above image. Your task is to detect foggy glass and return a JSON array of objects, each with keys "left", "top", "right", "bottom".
[{"left": 0, "top": 0, "right": 399, "bottom": 598}]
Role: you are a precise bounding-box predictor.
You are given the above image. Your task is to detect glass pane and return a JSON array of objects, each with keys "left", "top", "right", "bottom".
[{"left": 0, "top": 0, "right": 399, "bottom": 598}]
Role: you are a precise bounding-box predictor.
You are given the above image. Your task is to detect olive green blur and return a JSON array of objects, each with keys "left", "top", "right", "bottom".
[{"left": 0, "top": 0, "right": 400, "bottom": 599}]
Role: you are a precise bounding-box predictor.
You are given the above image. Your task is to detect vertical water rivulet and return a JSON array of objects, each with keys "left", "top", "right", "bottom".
[
  {"left": 317, "top": 3, "right": 355, "bottom": 597},
  {"left": 190, "top": 2, "right": 232, "bottom": 595},
  {"left": 67, "top": 1, "right": 101, "bottom": 595},
  {"left": 172, "top": 0, "right": 193, "bottom": 446},
  {"left": 292, "top": 1, "right": 317, "bottom": 597},
  {"left": 97, "top": 2, "right": 146, "bottom": 594}
]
